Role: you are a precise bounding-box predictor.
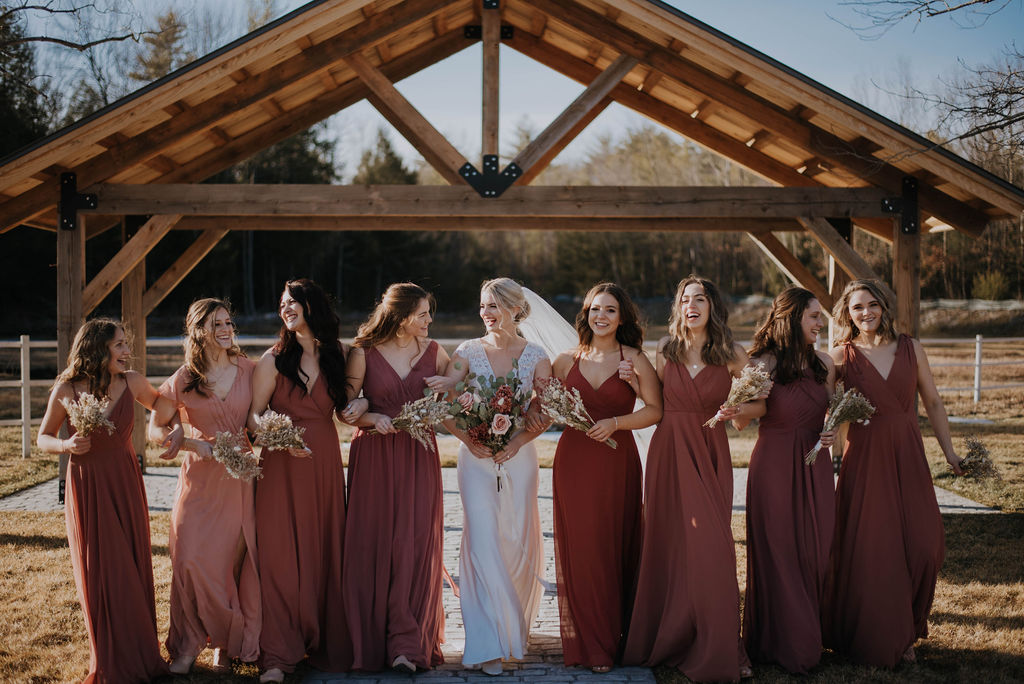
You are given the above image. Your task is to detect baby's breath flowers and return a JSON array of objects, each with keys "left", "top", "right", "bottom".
[
  {"left": 60, "top": 393, "right": 116, "bottom": 437},
  {"left": 212, "top": 430, "right": 262, "bottom": 481},
  {"left": 960, "top": 436, "right": 1000, "bottom": 480},
  {"left": 704, "top": 364, "right": 773, "bottom": 428},
  {"left": 366, "top": 391, "right": 457, "bottom": 453},
  {"left": 253, "top": 409, "right": 307, "bottom": 452},
  {"left": 805, "top": 381, "right": 876, "bottom": 465},
  {"left": 537, "top": 377, "right": 617, "bottom": 449}
]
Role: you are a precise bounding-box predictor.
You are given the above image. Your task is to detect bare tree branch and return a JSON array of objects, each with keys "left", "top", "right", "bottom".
[{"left": 830, "top": 0, "right": 1017, "bottom": 38}]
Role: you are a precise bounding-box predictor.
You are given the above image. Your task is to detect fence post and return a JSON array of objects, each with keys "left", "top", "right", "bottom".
[
  {"left": 20, "top": 334, "right": 31, "bottom": 458},
  {"left": 973, "top": 334, "right": 983, "bottom": 403}
]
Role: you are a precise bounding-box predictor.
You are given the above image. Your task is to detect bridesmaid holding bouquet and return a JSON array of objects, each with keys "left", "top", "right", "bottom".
[
  {"left": 37, "top": 318, "right": 179, "bottom": 683},
  {"left": 340, "top": 283, "right": 449, "bottom": 673},
  {"left": 550, "top": 282, "right": 661, "bottom": 672},
  {"left": 248, "top": 279, "right": 353, "bottom": 682},
  {"left": 149, "top": 298, "right": 260, "bottom": 674}
]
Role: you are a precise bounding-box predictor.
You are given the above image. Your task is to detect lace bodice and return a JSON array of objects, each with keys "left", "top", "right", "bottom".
[{"left": 455, "top": 338, "right": 548, "bottom": 410}]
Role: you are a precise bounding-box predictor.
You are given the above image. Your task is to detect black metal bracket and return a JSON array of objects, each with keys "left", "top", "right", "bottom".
[
  {"left": 58, "top": 479, "right": 65, "bottom": 505},
  {"left": 460, "top": 156, "right": 523, "bottom": 198},
  {"left": 483, "top": 0, "right": 499, "bottom": 8},
  {"left": 464, "top": 24, "right": 514, "bottom": 39},
  {"left": 880, "top": 175, "right": 919, "bottom": 235},
  {"left": 59, "top": 172, "right": 97, "bottom": 231}
]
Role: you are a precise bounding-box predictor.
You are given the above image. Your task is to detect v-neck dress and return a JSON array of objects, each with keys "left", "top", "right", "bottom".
[
  {"left": 552, "top": 351, "right": 642, "bottom": 668},
  {"left": 743, "top": 368, "right": 834, "bottom": 674},
  {"left": 64, "top": 384, "right": 168, "bottom": 683},
  {"left": 623, "top": 362, "right": 748, "bottom": 682},
  {"left": 343, "top": 341, "right": 445, "bottom": 670},
  {"left": 824, "top": 335, "right": 944, "bottom": 667},
  {"left": 159, "top": 358, "right": 260, "bottom": 663},
  {"left": 255, "top": 365, "right": 352, "bottom": 673}
]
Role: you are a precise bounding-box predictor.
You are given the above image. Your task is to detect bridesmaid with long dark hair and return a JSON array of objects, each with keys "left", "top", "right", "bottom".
[
  {"left": 37, "top": 318, "right": 179, "bottom": 683},
  {"left": 825, "top": 279, "right": 963, "bottom": 667},
  {"left": 341, "top": 283, "right": 449, "bottom": 673},
  {"left": 248, "top": 278, "right": 353, "bottom": 682},
  {"left": 148, "top": 298, "right": 260, "bottom": 674},
  {"left": 742, "top": 286, "right": 836, "bottom": 674},
  {"left": 551, "top": 283, "right": 661, "bottom": 672},
  {"left": 624, "top": 275, "right": 756, "bottom": 682}
]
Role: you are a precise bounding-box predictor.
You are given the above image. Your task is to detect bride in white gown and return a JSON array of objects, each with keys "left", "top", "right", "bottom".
[{"left": 429, "top": 277, "right": 550, "bottom": 676}]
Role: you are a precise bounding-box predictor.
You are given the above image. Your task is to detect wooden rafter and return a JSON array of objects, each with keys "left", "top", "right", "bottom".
[
  {"left": 0, "top": 0, "right": 458, "bottom": 233},
  {"left": 511, "top": 53, "right": 638, "bottom": 179},
  {"left": 747, "top": 231, "right": 834, "bottom": 313},
  {"left": 517, "top": 97, "right": 611, "bottom": 185},
  {"left": 526, "top": 0, "right": 991, "bottom": 235},
  {"left": 482, "top": 2, "right": 501, "bottom": 160},
  {"left": 84, "top": 184, "right": 893, "bottom": 218},
  {"left": 81, "top": 214, "right": 182, "bottom": 315},
  {"left": 345, "top": 52, "right": 470, "bottom": 185},
  {"left": 798, "top": 217, "right": 889, "bottom": 291},
  {"left": 143, "top": 227, "right": 229, "bottom": 315}
]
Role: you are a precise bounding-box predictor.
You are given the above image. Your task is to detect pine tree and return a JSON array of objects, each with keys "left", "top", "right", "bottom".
[{"left": 129, "top": 11, "right": 190, "bottom": 82}]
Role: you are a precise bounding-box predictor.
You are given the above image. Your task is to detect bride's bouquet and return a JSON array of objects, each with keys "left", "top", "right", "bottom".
[
  {"left": 451, "top": 360, "right": 525, "bottom": 456},
  {"left": 704, "top": 364, "right": 773, "bottom": 428},
  {"left": 60, "top": 393, "right": 116, "bottom": 436},
  {"left": 365, "top": 390, "right": 459, "bottom": 453},
  {"left": 211, "top": 430, "right": 262, "bottom": 481},
  {"left": 253, "top": 409, "right": 308, "bottom": 454},
  {"left": 805, "top": 381, "right": 875, "bottom": 465},
  {"left": 536, "top": 377, "right": 617, "bottom": 448}
]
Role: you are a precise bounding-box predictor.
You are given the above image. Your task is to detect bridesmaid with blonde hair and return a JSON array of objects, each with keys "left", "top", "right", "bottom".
[
  {"left": 37, "top": 318, "right": 179, "bottom": 683},
  {"left": 825, "top": 279, "right": 963, "bottom": 667},
  {"left": 149, "top": 298, "right": 260, "bottom": 674}
]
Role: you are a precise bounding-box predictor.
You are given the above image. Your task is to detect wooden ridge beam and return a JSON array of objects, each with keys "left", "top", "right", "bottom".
[
  {"left": 84, "top": 184, "right": 893, "bottom": 218},
  {"left": 0, "top": 0, "right": 457, "bottom": 232},
  {"left": 512, "top": 54, "right": 638, "bottom": 178},
  {"left": 526, "top": 0, "right": 990, "bottom": 235},
  {"left": 747, "top": 231, "right": 834, "bottom": 313},
  {"left": 504, "top": 30, "right": 896, "bottom": 242},
  {"left": 174, "top": 215, "right": 803, "bottom": 232},
  {"left": 345, "top": 52, "right": 469, "bottom": 185},
  {"left": 154, "top": 29, "right": 471, "bottom": 186},
  {"left": 143, "top": 227, "right": 229, "bottom": 315},
  {"left": 81, "top": 214, "right": 182, "bottom": 315}
]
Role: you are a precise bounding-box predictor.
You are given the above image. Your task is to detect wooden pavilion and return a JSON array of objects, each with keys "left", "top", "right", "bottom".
[{"left": 2, "top": 0, "right": 1023, "bottom": 490}]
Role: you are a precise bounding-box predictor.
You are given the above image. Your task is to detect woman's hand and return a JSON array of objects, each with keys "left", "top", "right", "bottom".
[
  {"left": 340, "top": 397, "right": 368, "bottom": 424},
  {"left": 493, "top": 438, "right": 522, "bottom": 465},
  {"left": 618, "top": 358, "right": 635, "bottom": 383},
  {"left": 586, "top": 417, "right": 618, "bottom": 442},
  {"left": 524, "top": 405, "right": 550, "bottom": 433},
  {"left": 288, "top": 447, "right": 312, "bottom": 458},
  {"left": 371, "top": 413, "right": 398, "bottom": 434},
  {"left": 424, "top": 374, "right": 455, "bottom": 394},
  {"left": 188, "top": 439, "right": 214, "bottom": 460},
  {"left": 947, "top": 453, "right": 965, "bottom": 476},
  {"left": 466, "top": 440, "right": 492, "bottom": 459},
  {"left": 158, "top": 424, "right": 184, "bottom": 460},
  {"left": 818, "top": 428, "right": 837, "bottom": 449},
  {"left": 64, "top": 434, "right": 91, "bottom": 455},
  {"left": 716, "top": 405, "right": 742, "bottom": 421}
]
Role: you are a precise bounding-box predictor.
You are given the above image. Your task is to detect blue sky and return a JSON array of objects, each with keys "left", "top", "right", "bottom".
[{"left": 328, "top": 0, "right": 1023, "bottom": 178}]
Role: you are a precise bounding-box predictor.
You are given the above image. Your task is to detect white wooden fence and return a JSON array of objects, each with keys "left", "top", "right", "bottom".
[{"left": 2, "top": 334, "right": 1023, "bottom": 458}]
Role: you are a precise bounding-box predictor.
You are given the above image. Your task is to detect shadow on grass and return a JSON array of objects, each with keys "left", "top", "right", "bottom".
[
  {"left": 940, "top": 513, "right": 1024, "bottom": 585},
  {"left": 0, "top": 533, "right": 67, "bottom": 549},
  {"left": 929, "top": 611, "right": 1024, "bottom": 631}
]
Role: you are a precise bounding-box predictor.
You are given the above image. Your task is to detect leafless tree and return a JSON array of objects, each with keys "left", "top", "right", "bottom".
[
  {"left": 833, "top": 0, "right": 1018, "bottom": 37},
  {"left": 0, "top": 1, "right": 149, "bottom": 54}
]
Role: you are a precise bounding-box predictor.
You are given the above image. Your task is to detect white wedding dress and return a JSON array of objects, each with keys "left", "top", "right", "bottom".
[{"left": 455, "top": 338, "right": 545, "bottom": 667}]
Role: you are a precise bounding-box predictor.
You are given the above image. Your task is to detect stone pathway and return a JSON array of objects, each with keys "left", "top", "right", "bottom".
[{"left": 0, "top": 461, "right": 995, "bottom": 682}]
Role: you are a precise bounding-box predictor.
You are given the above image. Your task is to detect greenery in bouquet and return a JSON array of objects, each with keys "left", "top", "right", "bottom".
[{"left": 451, "top": 359, "right": 525, "bottom": 455}]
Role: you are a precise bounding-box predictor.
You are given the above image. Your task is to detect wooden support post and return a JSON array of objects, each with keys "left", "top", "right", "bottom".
[
  {"left": 482, "top": 0, "right": 500, "bottom": 162},
  {"left": 82, "top": 214, "right": 181, "bottom": 315},
  {"left": 345, "top": 52, "right": 470, "bottom": 185},
  {"left": 827, "top": 218, "right": 853, "bottom": 345},
  {"left": 144, "top": 228, "right": 229, "bottom": 315},
  {"left": 56, "top": 213, "right": 85, "bottom": 503},
  {"left": 20, "top": 335, "right": 30, "bottom": 458},
  {"left": 121, "top": 218, "right": 148, "bottom": 469},
  {"left": 893, "top": 213, "right": 921, "bottom": 337},
  {"left": 747, "top": 231, "right": 834, "bottom": 312}
]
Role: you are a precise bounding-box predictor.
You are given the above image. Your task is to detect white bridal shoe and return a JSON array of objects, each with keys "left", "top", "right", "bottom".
[
  {"left": 481, "top": 658, "right": 503, "bottom": 676},
  {"left": 259, "top": 667, "right": 285, "bottom": 683},
  {"left": 392, "top": 654, "right": 417, "bottom": 673}
]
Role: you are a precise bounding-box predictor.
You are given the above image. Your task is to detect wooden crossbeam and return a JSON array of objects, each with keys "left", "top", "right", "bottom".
[
  {"left": 143, "top": 227, "right": 229, "bottom": 315},
  {"left": 517, "top": 97, "right": 611, "bottom": 185},
  {"left": 81, "top": 215, "right": 182, "bottom": 315},
  {"left": 512, "top": 54, "right": 638, "bottom": 178},
  {"left": 345, "top": 52, "right": 469, "bottom": 185},
  {"left": 174, "top": 215, "right": 802, "bottom": 232},
  {"left": 84, "top": 184, "right": 893, "bottom": 218},
  {"left": 482, "top": 3, "right": 501, "bottom": 160},
  {"left": 526, "top": 0, "right": 990, "bottom": 235},
  {"left": 747, "top": 231, "right": 834, "bottom": 313},
  {"left": 798, "top": 216, "right": 891, "bottom": 293},
  {"left": 0, "top": 0, "right": 457, "bottom": 232},
  {"left": 505, "top": 30, "right": 897, "bottom": 243}
]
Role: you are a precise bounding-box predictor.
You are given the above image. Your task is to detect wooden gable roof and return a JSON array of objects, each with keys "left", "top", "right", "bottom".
[{"left": 1, "top": 0, "right": 1022, "bottom": 238}]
